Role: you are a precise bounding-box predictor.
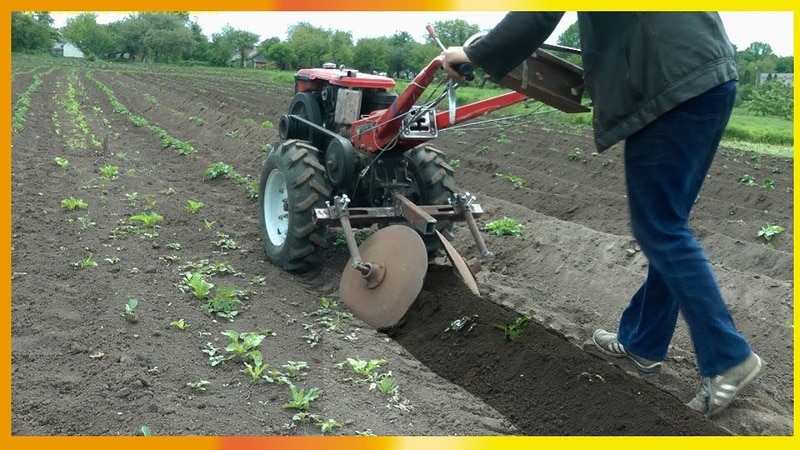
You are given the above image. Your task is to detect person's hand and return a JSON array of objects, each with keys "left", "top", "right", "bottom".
[{"left": 442, "top": 46, "right": 472, "bottom": 81}]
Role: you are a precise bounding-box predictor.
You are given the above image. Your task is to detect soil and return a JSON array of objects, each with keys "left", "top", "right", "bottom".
[{"left": 11, "top": 55, "right": 794, "bottom": 437}]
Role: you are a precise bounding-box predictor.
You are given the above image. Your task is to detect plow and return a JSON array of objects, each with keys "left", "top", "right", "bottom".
[{"left": 258, "top": 27, "right": 588, "bottom": 329}]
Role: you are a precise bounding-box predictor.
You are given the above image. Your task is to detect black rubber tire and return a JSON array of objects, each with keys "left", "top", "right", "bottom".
[
  {"left": 403, "top": 145, "right": 458, "bottom": 260},
  {"left": 259, "top": 139, "right": 332, "bottom": 273},
  {"left": 289, "top": 92, "right": 323, "bottom": 147}
]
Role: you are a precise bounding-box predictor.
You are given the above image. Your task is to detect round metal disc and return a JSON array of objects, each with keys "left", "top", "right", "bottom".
[
  {"left": 435, "top": 230, "right": 481, "bottom": 297},
  {"left": 339, "top": 225, "right": 428, "bottom": 329}
]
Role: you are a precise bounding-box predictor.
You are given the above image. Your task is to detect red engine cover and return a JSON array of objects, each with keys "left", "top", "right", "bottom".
[{"left": 295, "top": 68, "right": 396, "bottom": 90}]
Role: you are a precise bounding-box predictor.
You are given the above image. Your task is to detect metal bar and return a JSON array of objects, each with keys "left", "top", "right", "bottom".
[
  {"left": 434, "top": 91, "right": 529, "bottom": 128},
  {"left": 392, "top": 192, "right": 437, "bottom": 234},
  {"left": 313, "top": 203, "right": 484, "bottom": 227}
]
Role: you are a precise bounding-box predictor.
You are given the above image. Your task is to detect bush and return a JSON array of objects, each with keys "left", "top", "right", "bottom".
[{"left": 746, "top": 81, "right": 793, "bottom": 120}]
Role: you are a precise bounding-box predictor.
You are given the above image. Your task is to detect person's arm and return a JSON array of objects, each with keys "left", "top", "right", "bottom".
[{"left": 444, "top": 12, "right": 565, "bottom": 81}]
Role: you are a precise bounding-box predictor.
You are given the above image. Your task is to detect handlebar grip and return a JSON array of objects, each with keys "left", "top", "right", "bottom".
[{"left": 456, "top": 63, "right": 475, "bottom": 82}]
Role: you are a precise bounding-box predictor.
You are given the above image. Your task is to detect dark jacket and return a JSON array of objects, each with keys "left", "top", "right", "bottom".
[{"left": 464, "top": 12, "right": 738, "bottom": 151}]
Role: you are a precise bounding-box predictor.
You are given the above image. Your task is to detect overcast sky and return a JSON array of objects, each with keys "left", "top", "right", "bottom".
[{"left": 51, "top": 11, "right": 794, "bottom": 57}]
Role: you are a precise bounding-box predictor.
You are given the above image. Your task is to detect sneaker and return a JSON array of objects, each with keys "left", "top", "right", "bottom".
[
  {"left": 687, "top": 352, "right": 764, "bottom": 417},
  {"left": 592, "top": 329, "right": 663, "bottom": 373}
]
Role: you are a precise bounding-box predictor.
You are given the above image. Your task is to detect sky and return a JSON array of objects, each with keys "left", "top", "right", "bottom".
[{"left": 51, "top": 11, "right": 794, "bottom": 57}]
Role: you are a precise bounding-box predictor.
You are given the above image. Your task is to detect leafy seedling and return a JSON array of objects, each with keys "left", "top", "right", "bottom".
[
  {"left": 335, "top": 357, "right": 386, "bottom": 377},
  {"left": 242, "top": 350, "right": 269, "bottom": 382},
  {"left": 125, "top": 192, "right": 138, "bottom": 207},
  {"left": 494, "top": 315, "right": 531, "bottom": 341},
  {"left": 122, "top": 297, "right": 138, "bottom": 319},
  {"left": 170, "top": 319, "right": 189, "bottom": 330},
  {"left": 140, "top": 425, "right": 152, "bottom": 436},
  {"left": 182, "top": 272, "right": 214, "bottom": 299},
  {"left": 129, "top": 212, "right": 163, "bottom": 228},
  {"left": 61, "top": 197, "right": 88, "bottom": 211},
  {"left": 758, "top": 224, "right": 784, "bottom": 248},
  {"left": 221, "top": 330, "right": 266, "bottom": 358},
  {"left": 316, "top": 418, "right": 343, "bottom": 434},
  {"left": 186, "top": 200, "right": 204, "bottom": 213},
  {"left": 282, "top": 361, "right": 309, "bottom": 378},
  {"left": 495, "top": 172, "right": 526, "bottom": 188},
  {"left": 282, "top": 383, "right": 321, "bottom": 411},
  {"left": 73, "top": 252, "right": 97, "bottom": 269},
  {"left": 739, "top": 174, "right": 756, "bottom": 186},
  {"left": 371, "top": 372, "right": 398, "bottom": 395},
  {"left": 484, "top": 217, "right": 524, "bottom": 236},
  {"left": 186, "top": 380, "right": 210, "bottom": 391},
  {"left": 99, "top": 165, "right": 119, "bottom": 180},
  {"left": 54, "top": 157, "right": 69, "bottom": 174}
]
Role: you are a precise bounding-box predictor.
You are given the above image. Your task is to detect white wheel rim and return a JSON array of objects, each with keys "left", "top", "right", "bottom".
[{"left": 263, "top": 168, "right": 288, "bottom": 246}]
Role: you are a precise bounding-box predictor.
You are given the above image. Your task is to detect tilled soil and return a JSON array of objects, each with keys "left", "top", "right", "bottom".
[{"left": 11, "top": 56, "right": 793, "bottom": 436}]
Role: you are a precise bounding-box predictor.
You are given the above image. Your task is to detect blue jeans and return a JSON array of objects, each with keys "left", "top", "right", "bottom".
[{"left": 617, "top": 80, "right": 752, "bottom": 377}]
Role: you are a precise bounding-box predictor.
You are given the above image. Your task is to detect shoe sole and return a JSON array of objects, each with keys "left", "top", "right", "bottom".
[
  {"left": 592, "top": 333, "right": 662, "bottom": 374},
  {"left": 707, "top": 354, "right": 764, "bottom": 417}
]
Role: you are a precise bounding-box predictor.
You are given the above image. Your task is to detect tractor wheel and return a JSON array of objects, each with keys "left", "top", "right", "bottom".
[
  {"left": 259, "top": 139, "right": 332, "bottom": 273},
  {"left": 403, "top": 144, "right": 458, "bottom": 261},
  {"left": 288, "top": 92, "right": 323, "bottom": 148}
]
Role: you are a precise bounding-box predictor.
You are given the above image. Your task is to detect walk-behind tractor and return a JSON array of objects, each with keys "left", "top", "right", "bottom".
[{"left": 258, "top": 27, "right": 588, "bottom": 329}]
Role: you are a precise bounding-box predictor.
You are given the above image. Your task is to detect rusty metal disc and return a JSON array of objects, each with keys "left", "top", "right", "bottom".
[
  {"left": 339, "top": 225, "right": 428, "bottom": 329},
  {"left": 435, "top": 230, "right": 481, "bottom": 297}
]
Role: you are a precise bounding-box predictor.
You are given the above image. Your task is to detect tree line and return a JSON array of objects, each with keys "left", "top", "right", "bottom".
[{"left": 12, "top": 11, "right": 792, "bottom": 119}]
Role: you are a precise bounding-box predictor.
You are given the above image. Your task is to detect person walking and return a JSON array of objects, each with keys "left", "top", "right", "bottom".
[{"left": 441, "top": 12, "right": 763, "bottom": 417}]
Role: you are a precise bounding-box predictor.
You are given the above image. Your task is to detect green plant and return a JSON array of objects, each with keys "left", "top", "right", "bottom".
[
  {"left": 568, "top": 148, "right": 584, "bottom": 161},
  {"left": 205, "top": 162, "right": 234, "bottom": 179},
  {"left": 61, "top": 197, "right": 88, "bottom": 211},
  {"left": 140, "top": 426, "right": 152, "bottom": 436},
  {"left": 186, "top": 199, "right": 204, "bottom": 213},
  {"left": 77, "top": 216, "right": 95, "bottom": 230},
  {"left": 261, "top": 120, "right": 274, "bottom": 128},
  {"left": 282, "top": 383, "right": 321, "bottom": 411},
  {"left": 122, "top": 297, "right": 138, "bottom": 318},
  {"left": 282, "top": 361, "right": 309, "bottom": 378},
  {"left": 371, "top": 372, "right": 398, "bottom": 394},
  {"left": 73, "top": 252, "right": 97, "bottom": 269},
  {"left": 221, "top": 330, "right": 266, "bottom": 358},
  {"left": 203, "top": 219, "right": 215, "bottom": 230},
  {"left": 757, "top": 224, "right": 784, "bottom": 246},
  {"left": 129, "top": 212, "right": 164, "bottom": 228},
  {"left": 189, "top": 116, "right": 204, "bottom": 126},
  {"left": 495, "top": 172, "right": 526, "bottom": 188},
  {"left": 449, "top": 159, "right": 461, "bottom": 168},
  {"left": 54, "top": 157, "right": 69, "bottom": 174},
  {"left": 125, "top": 192, "right": 138, "bottom": 207},
  {"left": 739, "top": 174, "right": 756, "bottom": 185},
  {"left": 484, "top": 217, "right": 524, "bottom": 236},
  {"left": 477, "top": 145, "right": 490, "bottom": 155},
  {"left": 170, "top": 319, "right": 189, "bottom": 330},
  {"left": 762, "top": 178, "right": 775, "bottom": 189},
  {"left": 316, "top": 418, "right": 343, "bottom": 434},
  {"left": 334, "top": 357, "right": 386, "bottom": 377},
  {"left": 202, "top": 286, "right": 247, "bottom": 319},
  {"left": 183, "top": 272, "right": 214, "bottom": 299},
  {"left": 242, "top": 350, "right": 269, "bottom": 381},
  {"left": 494, "top": 315, "right": 531, "bottom": 341},
  {"left": 186, "top": 380, "right": 210, "bottom": 391},
  {"left": 99, "top": 165, "right": 119, "bottom": 180}
]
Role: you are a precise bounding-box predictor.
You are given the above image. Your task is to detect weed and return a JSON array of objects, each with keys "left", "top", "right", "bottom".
[
  {"left": 61, "top": 197, "right": 88, "bottom": 211},
  {"left": 77, "top": 216, "right": 95, "bottom": 230},
  {"left": 449, "top": 159, "right": 461, "bottom": 168},
  {"left": 476, "top": 145, "right": 490, "bottom": 155},
  {"left": 762, "top": 178, "right": 775, "bottom": 189},
  {"left": 568, "top": 148, "right": 584, "bottom": 161},
  {"left": 226, "top": 129, "right": 243, "bottom": 139},
  {"left": 371, "top": 372, "right": 398, "bottom": 395},
  {"left": 215, "top": 232, "right": 240, "bottom": 251},
  {"left": 282, "top": 383, "right": 321, "bottom": 411},
  {"left": 262, "top": 143, "right": 274, "bottom": 153},
  {"left": 494, "top": 315, "right": 530, "bottom": 341},
  {"left": 130, "top": 115, "right": 148, "bottom": 127},
  {"left": 166, "top": 242, "right": 182, "bottom": 250},
  {"left": 104, "top": 256, "right": 120, "bottom": 265},
  {"left": 205, "top": 162, "right": 234, "bottom": 179},
  {"left": 496, "top": 134, "right": 511, "bottom": 144},
  {"left": 73, "top": 252, "right": 98, "bottom": 269},
  {"left": 189, "top": 116, "right": 204, "bottom": 126},
  {"left": 495, "top": 172, "right": 526, "bottom": 188},
  {"left": 202, "top": 287, "right": 247, "bottom": 320},
  {"left": 204, "top": 219, "right": 216, "bottom": 230},
  {"left": 243, "top": 118, "right": 257, "bottom": 126},
  {"left": 170, "top": 319, "right": 189, "bottom": 330},
  {"left": 484, "top": 217, "right": 524, "bottom": 236},
  {"left": 261, "top": 120, "right": 274, "bottom": 128},
  {"left": 140, "top": 426, "right": 152, "bottom": 436},
  {"left": 186, "top": 200, "right": 205, "bottom": 213}
]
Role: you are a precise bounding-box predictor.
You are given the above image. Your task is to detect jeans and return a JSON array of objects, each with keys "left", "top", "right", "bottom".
[{"left": 617, "top": 80, "right": 752, "bottom": 377}]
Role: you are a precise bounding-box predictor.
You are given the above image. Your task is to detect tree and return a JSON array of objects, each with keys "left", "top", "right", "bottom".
[
  {"left": 139, "top": 13, "right": 196, "bottom": 63},
  {"left": 286, "top": 22, "right": 332, "bottom": 68},
  {"left": 353, "top": 37, "right": 390, "bottom": 73},
  {"left": 747, "top": 80, "right": 793, "bottom": 120},
  {"left": 11, "top": 12, "right": 57, "bottom": 53},
  {"left": 266, "top": 42, "right": 297, "bottom": 70},
  {"left": 428, "top": 19, "right": 481, "bottom": 47},
  {"left": 554, "top": 21, "right": 582, "bottom": 66},
  {"left": 61, "top": 12, "right": 116, "bottom": 59}
]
